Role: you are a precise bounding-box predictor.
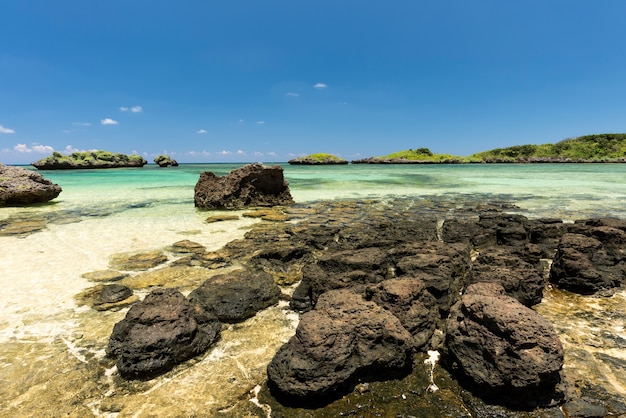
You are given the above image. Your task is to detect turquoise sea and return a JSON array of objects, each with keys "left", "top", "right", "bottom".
[{"left": 1, "top": 163, "right": 626, "bottom": 416}]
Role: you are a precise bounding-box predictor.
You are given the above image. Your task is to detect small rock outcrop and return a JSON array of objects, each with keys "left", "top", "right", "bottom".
[
  {"left": 444, "top": 282, "right": 564, "bottom": 408},
  {"left": 0, "top": 163, "right": 62, "bottom": 206},
  {"left": 194, "top": 163, "right": 294, "bottom": 209},
  {"left": 267, "top": 289, "right": 413, "bottom": 404},
  {"left": 189, "top": 269, "right": 281, "bottom": 322},
  {"left": 106, "top": 288, "right": 221, "bottom": 379},
  {"left": 154, "top": 154, "right": 179, "bottom": 167},
  {"left": 32, "top": 151, "right": 147, "bottom": 169}
]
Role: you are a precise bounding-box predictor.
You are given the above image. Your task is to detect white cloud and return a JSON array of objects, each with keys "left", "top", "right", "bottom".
[
  {"left": 13, "top": 143, "right": 54, "bottom": 153},
  {"left": 256, "top": 121, "right": 265, "bottom": 125},
  {"left": 0, "top": 124, "right": 15, "bottom": 134},
  {"left": 237, "top": 150, "right": 245, "bottom": 155},
  {"left": 72, "top": 122, "right": 91, "bottom": 126},
  {"left": 64, "top": 145, "right": 82, "bottom": 153},
  {"left": 197, "top": 129, "right": 208, "bottom": 134},
  {"left": 32, "top": 144, "right": 54, "bottom": 153},
  {"left": 286, "top": 92, "right": 300, "bottom": 97},
  {"left": 266, "top": 151, "right": 277, "bottom": 157},
  {"left": 62, "top": 130, "right": 72, "bottom": 134},
  {"left": 101, "top": 118, "right": 119, "bottom": 125},
  {"left": 314, "top": 82, "right": 328, "bottom": 89},
  {"left": 219, "top": 150, "right": 232, "bottom": 155},
  {"left": 120, "top": 106, "right": 142, "bottom": 113},
  {"left": 253, "top": 151, "right": 264, "bottom": 157},
  {"left": 188, "top": 150, "right": 211, "bottom": 156}
]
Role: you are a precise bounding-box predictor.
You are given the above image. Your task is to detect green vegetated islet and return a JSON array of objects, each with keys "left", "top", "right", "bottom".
[
  {"left": 354, "top": 133, "right": 626, "bottom": 163},
  {"left": 32, "top": 150, "right": 147, "bottom": 169}
]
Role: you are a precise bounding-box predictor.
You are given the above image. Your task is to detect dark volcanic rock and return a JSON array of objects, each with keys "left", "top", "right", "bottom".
[
  {"left": 366, "top": 278, "right": 438, "bottom": 350},
  {"left": 444, "top": 282, "right": 564, "bottom": 408},
  {"left": 189, "top": 269, "right": 281, "bottom": 322},
  {"left": 0, "top": 163, "right": 62, "bottom": 206},
  {"left": 106, "top": 288, "right": 220, "bottom": 379},
  {"left": 391, "top": 242, "right": 471, "bottom": 319},
  {"left": 290, "top": 247, "right": 393, "bottom": 312},
  {"left": 194, "top": 163, "right": 294, "bottom": 209},
  {"left": 267, "top": 289, "right": 413, "bottom": 405},
  {"left": 550, "top": 233, "right": 624, "bottom": 294},
  {"left": 466, "top": 247, "right": 545, "bottom": 306}
]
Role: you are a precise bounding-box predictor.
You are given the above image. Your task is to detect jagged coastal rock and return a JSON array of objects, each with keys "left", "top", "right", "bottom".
[
  {"left": 288, "top": 153, "right": 349, "bottom": 165},
  {"left": 0, "top": 163, "right": 62, "bottom": 206},
  {"left": 189, "top": 269, "right": 281, "bottom": 322},
  {"left": 267, "top": 288, "right": 414, "bottom": 404},
  {"left": 193, "top": 163, "right": 294, "bottom": 209},
  {"left": 32, "top": 151, "right": 147, "bottom": 169},
  {"left": 106, "top": 288, "right": 221, "bottom": 379},
  {"left": 154, "top": 154, "right": 179, "bottom": 167},
  {"left": 444, "top": 282, "right": 565, "bottom": 408},
  {"left": 98, "top": 198, "right": 626, "bottom": 414}
]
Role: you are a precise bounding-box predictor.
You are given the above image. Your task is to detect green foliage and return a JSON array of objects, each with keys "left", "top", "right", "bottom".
[
  {"left": 381, "top": 148, "right": 461, "bottom": 162},
  {"left": 471, "top": 134, "right": 626, "bottom": 162},
  {"left": 309, "top": 153, "right": 344, "bottom": 162}
]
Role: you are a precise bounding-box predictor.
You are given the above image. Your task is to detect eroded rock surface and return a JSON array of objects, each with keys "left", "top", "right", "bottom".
[
  {"left": 267, "top": 289, "right": 413, "bottom": 404},
  {"left": 194, "top": 163, "right": 293, "bottom": 209},
  {"left": 444, "top": 282, "right": 564, "bottom": 408},
  {"left": 106, "top": 288, "right": 221, "bottom": 379},
  {"left": 0, "top": 163, "right": 62, "bottom": 206}
]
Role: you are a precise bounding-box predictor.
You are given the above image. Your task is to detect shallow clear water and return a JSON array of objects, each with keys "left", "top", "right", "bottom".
[{"left": 1, "top": 163, "right": 626, "bottom": 416}]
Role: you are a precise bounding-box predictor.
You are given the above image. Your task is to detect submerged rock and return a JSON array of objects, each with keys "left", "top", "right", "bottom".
[
  {"left": 444, "top": 282, "right": 564, "bottom": 408},
  {"left": 267, "top": 289, "right": 413, "bottom": 404},
  {"left": 194, "top": 163, "right": 294, "bottom": 209},
  {"left": 108, "top": 250, "right": 168, "bottom": 271},
  {"left": 106, "top": 288, "right": 221, "bottom": 379},
  {"left": 0, "top": 163, "right": 62, "bottom": 206}
]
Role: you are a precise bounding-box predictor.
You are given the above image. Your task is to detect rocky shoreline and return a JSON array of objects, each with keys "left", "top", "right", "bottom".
[{"left": 72, "top": 195, "right": 624, "bottom": 416}]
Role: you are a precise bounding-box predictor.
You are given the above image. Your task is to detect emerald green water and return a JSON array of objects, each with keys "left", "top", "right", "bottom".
[{"left": 1, "top": 163, "right": 625, "bottom": 416}]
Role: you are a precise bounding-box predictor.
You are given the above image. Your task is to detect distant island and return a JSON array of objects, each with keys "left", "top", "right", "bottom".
[
  {"left": 288, "top": 153, "right": 349, "bottom": 165},
  {"left": 353, "top": 134, "right": 626, "bottom": 164},
  {"left": 32, "top": 151, "right": 148, "bottom": 170}
]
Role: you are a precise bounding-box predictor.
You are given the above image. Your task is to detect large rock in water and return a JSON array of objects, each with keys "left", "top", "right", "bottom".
[
  {"left": 106, "top": 288, "right": 221, "bottom": 379},
  {"left": 267, "top": 289, "right": 413, "bottom": 405},
  {"left": 444, "top": 282, "right": 564, "bottom": 408},
  {"left": 0, "top": 163, "right": 62, "bottom": 206},
  {"left": 194, "top": 163, "right": 294, "bottom": 209}
]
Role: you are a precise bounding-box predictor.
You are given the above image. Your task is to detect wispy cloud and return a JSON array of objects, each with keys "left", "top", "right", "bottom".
[
  {"left": 197, "top": 129, "right": 207, "bottom": 134},
  {"left": 266, "top": 151, "right": 277, "bottom": 157},
  {"left": 0, "top": 124, "right": 15, "bottom": 134},
  {"left": 314, "top": 82, "right": 328, "bottom": 89},
  {"left": 237, "top": 150, "right": 245, "bottom": 155},
  {"left": 120, "top": 106, "right": 143, "bottom": 113},
  {"left": 286, "top": 92, "right": 300, "bottom": 97},
  {"left": 72, "top": 122, "right": 91, "bottom": 126},
  {"left": 256, "top": 121, "right": 265, "bottom": 125},
  {"left": 13, "top": 143, "right": 54, "bottom": 153},
  {"left": 219, "top": 150, "right": 233, "bottom": 155},
  {"left": 101, "top": 118, "right": 119, "bottom": 125}
]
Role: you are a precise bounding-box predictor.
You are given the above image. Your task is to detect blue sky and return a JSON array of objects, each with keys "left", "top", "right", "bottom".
[{"left": 1, "top": 1, "right": 626, "bottom": 164}]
